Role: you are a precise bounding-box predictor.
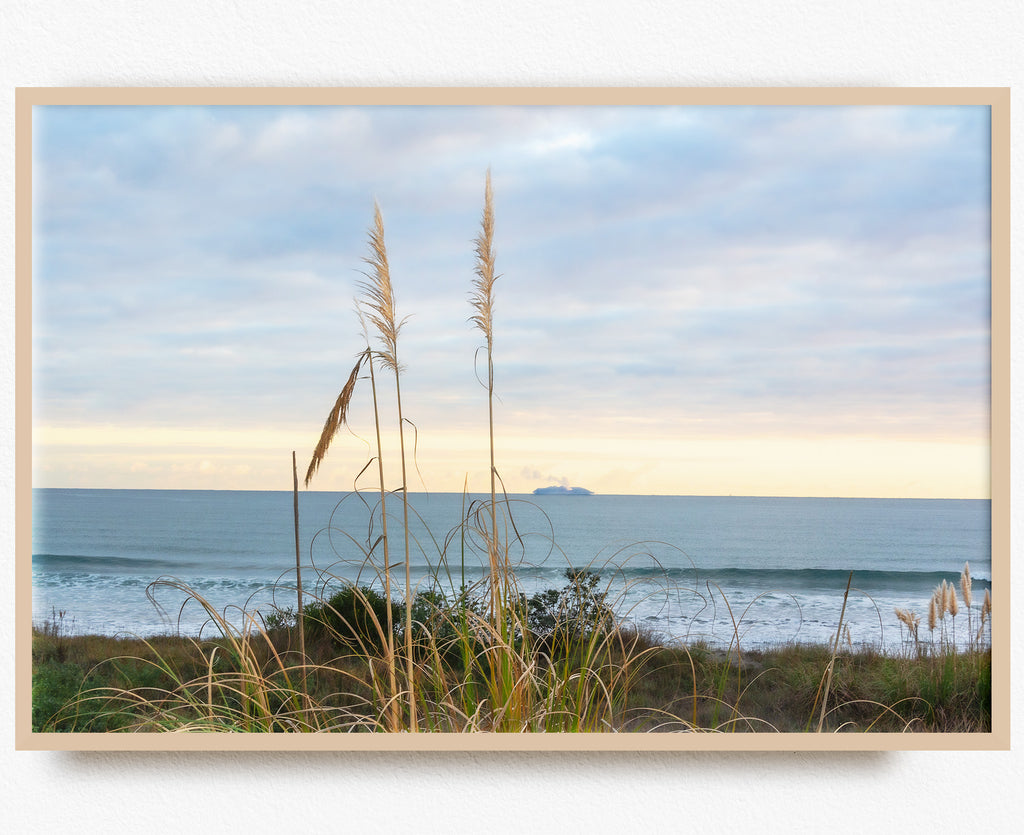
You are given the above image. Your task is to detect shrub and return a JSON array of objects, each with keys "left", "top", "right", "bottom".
[
  {"left": 302, "top": 585, "right": 399, "bottom": 654},
  {"left": 527, "top": 568, "right": 616, "bottom": 656},
  {"left": 407, "top": 588, "right": 463, "bottom": 658},
  {"left": 263, "top": 606, "right": 297, "bottom": 632}
]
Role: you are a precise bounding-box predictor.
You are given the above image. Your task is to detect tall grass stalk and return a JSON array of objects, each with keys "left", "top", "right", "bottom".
[
  {"left": 979, "top": 587, "right": 991, "bottom": 646},
  {"left": 933, "top": 581, "right": 949, "bottom": 652},
  {"left": 470, "top": 169, "right": 503, "bottom": 621},
  {"left": 359, "top": 203, "right": 416, "bottom": 730},
  {"left": 704, "top": 581, "right": 745, "bottom": 730},
  {"left": 361, "top": 336, "right": 401, "bottom": 732},
  {"left": 304, "top": 334, "right": 402, "bottom": 725},
  {"left": 946, "top": 582, "right": 959, "bottom": 654},
  {"left": 813, "top": 570, "right": 853, "bottom": 732},
  {"left": 291, "top": 451, "right": 307, "bottom": 697},
  {"left": 469, "top": 170, "right": 532, "bottom": 725},
  {"left": 960, "top": 562, "right": 973, "bottom": 650}
]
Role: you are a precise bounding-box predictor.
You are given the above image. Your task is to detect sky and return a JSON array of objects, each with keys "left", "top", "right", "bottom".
[{"left": 31, "top": 103, "right": 992, "bottom": 498}]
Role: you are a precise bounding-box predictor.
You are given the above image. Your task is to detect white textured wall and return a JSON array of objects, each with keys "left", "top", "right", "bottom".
[{"left": 3, "top": 2, "right": 1021, "bottom": 831}]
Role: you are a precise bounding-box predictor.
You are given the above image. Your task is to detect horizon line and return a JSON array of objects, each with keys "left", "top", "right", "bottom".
[{"left": 29, "top": 485, "right": 990, "bottom": 501}]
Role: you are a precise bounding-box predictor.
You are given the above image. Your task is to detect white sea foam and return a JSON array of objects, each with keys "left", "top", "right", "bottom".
[{"left": 31, "top": 489, "right": 992, "bottom": 652}]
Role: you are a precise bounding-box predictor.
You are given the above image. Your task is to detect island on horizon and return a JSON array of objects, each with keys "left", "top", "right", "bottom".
[{"left": 532, "top": 485, "right": 594, "bottom": 496}]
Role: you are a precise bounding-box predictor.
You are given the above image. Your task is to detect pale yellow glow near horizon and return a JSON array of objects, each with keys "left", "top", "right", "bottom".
[{"left": 33, "top": 424, "right": 990, "bottom": 499}]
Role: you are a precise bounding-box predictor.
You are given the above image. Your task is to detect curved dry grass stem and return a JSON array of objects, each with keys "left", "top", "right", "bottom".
[{"left": 305, "top": 352, "right": 366, "bottom": 487}]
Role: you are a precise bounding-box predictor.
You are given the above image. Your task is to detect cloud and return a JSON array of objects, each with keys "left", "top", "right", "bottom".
[{"left": 31, "top": 103, "right": 991, "bottom": 494}]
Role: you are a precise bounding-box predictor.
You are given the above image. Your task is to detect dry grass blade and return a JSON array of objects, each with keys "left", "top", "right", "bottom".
[
  {"left": 814, "top": 570, "right": 853, "bottom": 732},
  {"left": 305, "top": 352, "right": 366, "bottom": 487},
  {"left": 359, "top": 203, "right": 404, "bottom": 372}
]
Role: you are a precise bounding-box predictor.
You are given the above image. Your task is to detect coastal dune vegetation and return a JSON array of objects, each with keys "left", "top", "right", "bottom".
[{"left": 31, "top": 174, "right": 992, "bottom": 735}]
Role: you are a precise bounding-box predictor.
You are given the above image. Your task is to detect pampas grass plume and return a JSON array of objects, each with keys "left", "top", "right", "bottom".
[
  {"left": 934, "top": 581, "right": 948, "bottom": 620},
  {"left": 960, "top": 562, "right": 973, "bottom": 610},
  {"left": 895, "top": 607, "right": 920, "bottom": 639},
  {"left": 359, "top": 203, "right": 405, "bottom": 372},
  {"left": 946, "top": 582, "right": 959, "bottom": 618},
  {"left": 470, "top": 168, "right": 498, "bottom": 347},
  {"left": 305, "top": 353, "right": 365, "bottom": 487}
]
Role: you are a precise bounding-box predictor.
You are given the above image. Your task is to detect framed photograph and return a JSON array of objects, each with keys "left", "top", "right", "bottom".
[{"left": 16, "top": 87, "right": 1009, "bottom": 751}]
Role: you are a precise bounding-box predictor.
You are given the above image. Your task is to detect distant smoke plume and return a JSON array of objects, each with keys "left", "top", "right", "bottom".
[{"left": 521, "top": 467, "right": 570, "bottom": 486}]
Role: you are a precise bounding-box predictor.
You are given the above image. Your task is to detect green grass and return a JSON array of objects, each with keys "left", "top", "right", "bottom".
[{"left": 32, "top": 604, "right": 992, "bottom": 734}]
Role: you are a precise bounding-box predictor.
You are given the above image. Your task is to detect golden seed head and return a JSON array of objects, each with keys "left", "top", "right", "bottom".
[
  {"left": 359, "top": 203, "right": 405, "bottom": 373},
  {"left": 946, "top": 583, "right": 959, "bottom": 618},
  {"left": 305, "top": 352, "right": 366, "bottom": 487},
  {"left": 895, "top": 608, "right": 921, "bottom": 636},
  {"left": 933, "top": 582, "right": 947, "bottom": 619},
  {"left": 960, "top": 562, "right": 973, "bottom": 610},
  {"left": 470, "top": 169, "right": 498, "bottom": 347}
]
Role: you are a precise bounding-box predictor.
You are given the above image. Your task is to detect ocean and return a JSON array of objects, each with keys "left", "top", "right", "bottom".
[{"left": 31, "top": 489, "right": 992, "bottom": 652}]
